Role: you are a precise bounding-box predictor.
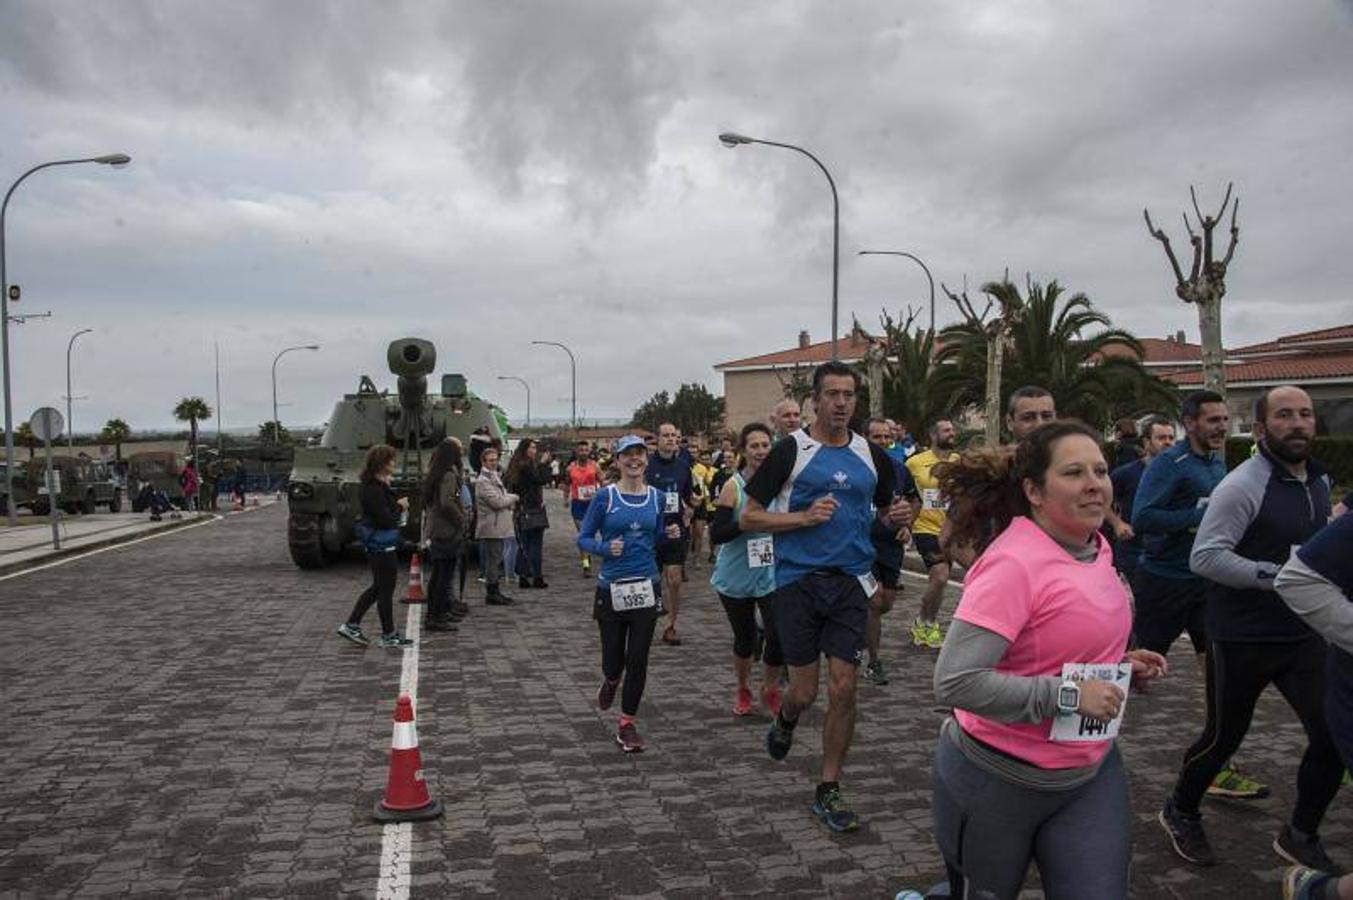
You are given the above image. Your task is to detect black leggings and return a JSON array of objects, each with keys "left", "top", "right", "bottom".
[
  {"left": 1173, "top": 635, "right": 1344, "bottom": 833},
  {"left": 426, "top": 540, "right": 459, "bottom": 618},
  {"left": 598, "top": 616, "right": 657, "bottom": 717},
  {"left": 717, "top": 593, "right": 784, "bottom": 667},
  {"left": 348, "top": 550, "right": 398, "bottom": 635}
]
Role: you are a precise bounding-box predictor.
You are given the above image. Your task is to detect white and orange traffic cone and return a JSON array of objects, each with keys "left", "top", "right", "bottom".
[
  {"left": 372, "top": 695, "right": 443, "bottom": 822},
  {"left": 400, "top": 553, "right": 427, "bottom": 605}
]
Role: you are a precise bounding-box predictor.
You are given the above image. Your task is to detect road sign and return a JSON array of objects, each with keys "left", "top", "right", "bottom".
[
  {"left": 30, "top": 407, "right": 64, "bottom": 442},
  {"left": 7, "top": 284, "right": 18, "bottom": 302}
]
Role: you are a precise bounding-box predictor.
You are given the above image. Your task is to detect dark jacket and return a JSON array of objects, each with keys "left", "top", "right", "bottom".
[
  {"left": 360, "top": 479, "right": 401, "bottom": 529},
  {"left": 508, "top": 461, "right": 551, "bottom": 514},
  {"left": 1190, "top": 443, "right": 1332, "bottom": 642},
  {"left": 425, "top": 468, "right": 465, "bottom": 542}
]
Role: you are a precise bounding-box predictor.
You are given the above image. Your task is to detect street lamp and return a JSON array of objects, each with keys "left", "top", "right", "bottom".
[
  {"left": 718, "top": 131, "right": 841, "bottom": 360},
  {"left": 496, "top": 375, "right": 531, "bottom": 428},
  {"left": 271, "top": 344, "right": 320, "bottom": 439},
  {"left": 531, "top": 341, "right": 576, "bottom": 429},
  {"left": 65, "top": 327, "right": 93, "bottom": 451},
  {"left": 857, "top": 250, "right": 936, "bottom": 335},
  {"left": 2, "top": 153, "right": 131, "bottom": 525}
]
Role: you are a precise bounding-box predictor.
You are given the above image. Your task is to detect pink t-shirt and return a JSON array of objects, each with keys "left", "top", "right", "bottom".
[{"left": 953, "top": 516, "right": 1133, "bottom": 769}]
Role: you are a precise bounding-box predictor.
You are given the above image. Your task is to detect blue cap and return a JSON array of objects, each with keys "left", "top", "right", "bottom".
[{"left": 614, "top": 434, "right": 647, "bottom": 454}]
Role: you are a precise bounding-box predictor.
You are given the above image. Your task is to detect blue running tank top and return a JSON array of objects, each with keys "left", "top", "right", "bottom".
[
  {"left": 710, "top": 472, "right": 776, "bottom": 599},
  {"left": 575, "top": 484, "right": 663, "bottom": 588}
]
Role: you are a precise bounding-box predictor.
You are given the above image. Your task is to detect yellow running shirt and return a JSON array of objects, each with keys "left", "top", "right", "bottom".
[{"left": 906, "top": 449, "right": 955, "bottom": 536}]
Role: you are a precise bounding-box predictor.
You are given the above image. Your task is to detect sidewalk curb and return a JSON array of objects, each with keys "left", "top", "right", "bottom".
[{"left": 0, "top": 515, "right": 212, "bottom": 577}]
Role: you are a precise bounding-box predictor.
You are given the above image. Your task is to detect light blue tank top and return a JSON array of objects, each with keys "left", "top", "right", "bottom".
[{"left": 710, "top": 472, "right": 776, "bottom": 599}]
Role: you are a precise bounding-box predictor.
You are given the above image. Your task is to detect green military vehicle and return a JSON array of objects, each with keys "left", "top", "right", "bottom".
[
  {"left": 285, "top": 337, "right": 504, "bottom": 568},
  {"left": 0, "top": 460, "right": 31, "bottom": 515},
  {"left": 23, "top": 456, "right": 123, "bottom": 515}
]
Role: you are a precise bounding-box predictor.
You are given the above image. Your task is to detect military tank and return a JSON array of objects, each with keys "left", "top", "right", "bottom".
[{"left": 285, "top": 337, "right": 503, "bottom": 568}]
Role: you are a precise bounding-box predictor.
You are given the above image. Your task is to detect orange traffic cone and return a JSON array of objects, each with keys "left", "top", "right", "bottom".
[
  {"left": 372, "top": 695, "right": 443, "bottom": 822},
  {"left": 400, "top": 553, "right": 427, "bottom": 605}
]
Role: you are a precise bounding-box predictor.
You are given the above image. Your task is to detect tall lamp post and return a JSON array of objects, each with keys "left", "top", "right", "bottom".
[
  {"left": 531, "top": 340, "right": 576, "bottom": 429},
  {"left": 2, "top": 152, "right": 131, "bottom": 525},
  {"left": 718, "top": 132, "right": 841, "bottom": 360},
  {"left": 857, "top": 250, "right": 936, "bottom": 334},
  {"left": 271, "top": 344, "right": 320, "bottom": 439},
  {"left": 496, "top": 375, "right": 531, "bottom": 428},
  {"left": 65, "top": 327, "right": 93, "bottom": 450}
]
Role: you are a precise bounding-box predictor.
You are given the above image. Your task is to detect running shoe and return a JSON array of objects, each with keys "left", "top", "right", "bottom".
[
  {"left": 1158, "top": 798, "right": 1216, "bottom": 866},
  {"left": 766, "top": 716, "right": 794, "bottom": 761},
  {"left": 862, "top": 660, "right": 889, "bottom": 685},
  {"left": 1283, "top": 865, "right": 1334, "bottom": 900},
  {"left": 924, "top": 621, "right": 945, "bottom": 650},
  {"left": 1208, "top": 764, "right": 1270, "bottom": 799},
  {"left": 616, "top": 721, "right": 645, "bottom": 753},
  {"left": 597, "top": 677, "right": 620, "bottom": 711},
  {"left": 810, "top": 787, "right": 860, "bottom": 833},
  {"left": 660, "top": 625, "right": 682, "bottom": 646},
  {"left": 377, "top": 632, "right": 415, "bottom": 649},
  {"left": 733, "top": 686, "right": 754, "bottom": 716},
  {"left": 581, "top": 558, "right": 592, "bottom": 577},
  {"left": 909, "top": 619, "right": 929, "bottom": 648},
  {"left": 761, "top": 684, "right": 783, "bottom": 719},
  {"left": 336, "top": 623, "right": 369, "bottom": 647},
  {"left": 1274, "top": 825, "right": 1342, "bottom": 873}
]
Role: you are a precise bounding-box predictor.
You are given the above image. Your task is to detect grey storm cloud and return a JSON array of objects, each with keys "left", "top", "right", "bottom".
[{"left": 0, "top": 0, "right": 1351, "bottom": 432}]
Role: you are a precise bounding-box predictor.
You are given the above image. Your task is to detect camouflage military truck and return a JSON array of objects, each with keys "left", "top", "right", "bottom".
[
  {"left": 23, "top": 456, "right": 123, "bottom": 515},
  {"left": 285, "top": 337, "right": 504, "bottom": 568},
  {"left": 126, "top": 451, "right": 185, "bottom": 510},
  {"left": 0, "top": 460, "right": 31, "bottom": 516}
]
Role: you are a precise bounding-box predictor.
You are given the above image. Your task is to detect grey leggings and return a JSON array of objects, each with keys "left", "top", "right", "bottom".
[{"left": 932, "top": 729, "right": 1130, "bottom": 900}]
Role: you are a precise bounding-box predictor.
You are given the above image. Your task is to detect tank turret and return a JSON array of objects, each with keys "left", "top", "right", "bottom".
[{"left": 284, "top": 337, "right": 503, "bottom": 569}]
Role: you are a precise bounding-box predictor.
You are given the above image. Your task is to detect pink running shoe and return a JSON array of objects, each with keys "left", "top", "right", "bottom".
[
  {"left": 733, "top": 686, "right": 754, "bottom": 716},
  {"left": 761, "top": 685, "right": 783, "bottom": 719},
  {"left": 616, "top": 721, "right": 645, "bottom": 753}
]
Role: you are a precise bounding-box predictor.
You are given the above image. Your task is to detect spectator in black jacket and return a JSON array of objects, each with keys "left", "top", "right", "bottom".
[
  {"left": 337, "top": 444, "right": 414, "bottom": 649},
  {"left": 506, "top": 438, "right": 553, "bottom": 589},
  {"left": 422, "top": 438, "right": 466, "bottom": 632}
]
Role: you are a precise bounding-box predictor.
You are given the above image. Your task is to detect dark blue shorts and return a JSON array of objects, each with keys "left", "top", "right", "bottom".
[
  {"left": 773, "top": 571, "right": 868, "bottom": 667},
  {"left": 1132, "top": 568, "right": 1207, "bottom": 655},
  {"left": 571, "top": 500, "right": 592, "bottom": 524}
]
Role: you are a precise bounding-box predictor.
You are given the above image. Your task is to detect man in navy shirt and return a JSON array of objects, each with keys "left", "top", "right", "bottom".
[
  {"left": 1109, "top": 415, "right": 1176, "bottom": 581},
  {"left": 647, "top": 422, "right": 695, "bottom": 646},
  {"left": 742, "top": 362, "right": 912, "bottom": 833},
  {"left": 863, "top": 417, "right": 920, "bottom": 686},
  {"left": 1159, "top": 386, "right": 1342, "bottom": 873}
]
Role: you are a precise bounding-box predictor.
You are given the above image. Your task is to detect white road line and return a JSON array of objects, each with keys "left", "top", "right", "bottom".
[
  {"left": 376, "top": 601, "right": 422, "bottom": 900},
  {"left": 0, "top": 515, "right": 222, "bottom": 583}
]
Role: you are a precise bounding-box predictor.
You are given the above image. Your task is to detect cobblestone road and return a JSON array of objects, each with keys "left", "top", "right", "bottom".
[{"left": 0, "top": 500, "right": 1347, "bottom": 897}]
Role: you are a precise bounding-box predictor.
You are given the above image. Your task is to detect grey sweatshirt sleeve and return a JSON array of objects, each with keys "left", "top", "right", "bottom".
[
  {"left": 933, "top": 619, "right": 1061, "bottom": 724},
  {"left": 1190, "top": 458, "right": 1281, "bottom": 590},
  {"left": 1275, "top": 555, "right": 1353, "bottom": 655}
]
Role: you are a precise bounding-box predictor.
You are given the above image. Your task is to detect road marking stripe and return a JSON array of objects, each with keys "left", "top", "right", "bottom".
[
  {"left": 0, "top": 515, "right": 222, "bottom": 583},
  {"left": 376, "top": 600, "right": 422, "bottom": 900}
]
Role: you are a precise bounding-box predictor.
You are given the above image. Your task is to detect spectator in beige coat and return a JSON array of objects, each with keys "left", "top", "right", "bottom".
[{"left": 474, "top": 446, "right": 518, "bottom": 606}]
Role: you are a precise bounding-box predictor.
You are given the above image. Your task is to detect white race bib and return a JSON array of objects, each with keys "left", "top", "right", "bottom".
[
  {"left": 577, "top": 484, "right": 597, "bottom": 500},
  {"left": 664, "top": 491, "right": 681, "bottom": 514},
  {"left": 1049, "top": 662, "right": 1133, "bottom": 743},
  {"left": 746, "top": 536, "right": 774, "bottom": 569},
  {"left": 922, "top": 488, "right": 947, "bottom": 511},
  {"left": 857, "top": 571, "right": 879, "bottom": 598},
  {"left": 609, "top": 578, "right": 656, "bottom": 612}
]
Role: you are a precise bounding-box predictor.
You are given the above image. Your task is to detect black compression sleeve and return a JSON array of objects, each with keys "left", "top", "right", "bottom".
[
  {"left": 709, "top": 506, "right": 741, "bottom": 545},
  {"left": 744, "top": 438, "right": 796, "bottom": 507}
]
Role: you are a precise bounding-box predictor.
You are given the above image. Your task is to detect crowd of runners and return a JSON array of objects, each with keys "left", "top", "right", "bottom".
[{"left": 340, "top": 360, "right": 1351, "bottom": 900}]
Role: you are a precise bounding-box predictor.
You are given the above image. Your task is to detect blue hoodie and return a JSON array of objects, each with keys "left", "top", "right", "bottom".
[{"left": 1130, "top": 439, "right": 1226, "bottom": 580}]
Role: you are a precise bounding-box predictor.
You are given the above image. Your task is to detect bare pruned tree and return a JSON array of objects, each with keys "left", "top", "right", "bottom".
[
  {"left": 1143, "top": 183, "right": 1239, "bottom": 396},
  {"left": 943, "top": 275, "right": 1027, "bottom": 446}
]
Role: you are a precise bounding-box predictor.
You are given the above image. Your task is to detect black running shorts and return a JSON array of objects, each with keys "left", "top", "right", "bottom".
[{"left": 773, "top": 571, "right": 868, "bottom": 667}]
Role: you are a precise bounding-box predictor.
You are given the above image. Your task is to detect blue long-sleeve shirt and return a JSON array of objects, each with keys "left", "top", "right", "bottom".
[
  {"left": 576, "top": 484, "right": 664, "bottom": 587},
  {"left": 1130, "top": 439, "right": 1226, "bottom": 579}
]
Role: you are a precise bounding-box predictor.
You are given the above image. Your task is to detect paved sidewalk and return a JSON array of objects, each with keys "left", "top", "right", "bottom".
[{"left": 0, "top": 500, "right": 1346, "bottom": 897}]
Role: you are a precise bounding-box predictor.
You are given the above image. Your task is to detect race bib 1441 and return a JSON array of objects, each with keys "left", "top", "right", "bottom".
[
  {"left": 1049, "top": 662, "right": 1133, "bottom": 743},
  {"left": 746, "top": 536, "right": 774, "bottom": 569}
]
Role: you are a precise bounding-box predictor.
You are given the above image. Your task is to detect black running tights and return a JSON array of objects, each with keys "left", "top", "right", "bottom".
[
  {"left": 349, "top": 550, "right": 398, "bottom": 636},
  {"left": 598, "top": 616, "right": 657, "bottom": 717},
  {"left": 1173, "top": 635, "right": 1344, "bottom": 834},
  {"left": 718, "top": 593, "right": 784, "bottom": 666}
]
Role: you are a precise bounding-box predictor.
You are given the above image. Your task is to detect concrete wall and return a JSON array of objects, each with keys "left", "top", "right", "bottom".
[{"left": 722, "top": 369, "right": 794, "bottom": 433}]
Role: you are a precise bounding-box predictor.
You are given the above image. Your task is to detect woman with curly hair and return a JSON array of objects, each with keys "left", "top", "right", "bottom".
[{"left": 930, "top": 420, "right": 1168, "bottom": 899}]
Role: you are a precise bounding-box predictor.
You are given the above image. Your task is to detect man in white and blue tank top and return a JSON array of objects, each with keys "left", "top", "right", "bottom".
[{"left": 742, "top": 362, "right": 913, "bottom": 833}]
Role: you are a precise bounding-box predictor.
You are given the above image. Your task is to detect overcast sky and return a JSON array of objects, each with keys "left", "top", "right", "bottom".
[{"left": 1, "top": 0, "right": 1350, "bottom": 434}]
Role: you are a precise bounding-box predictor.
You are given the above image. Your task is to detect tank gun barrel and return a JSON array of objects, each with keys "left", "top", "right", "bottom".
[{"left": 387, "top": 338, "right": 437, "bottom": 411}]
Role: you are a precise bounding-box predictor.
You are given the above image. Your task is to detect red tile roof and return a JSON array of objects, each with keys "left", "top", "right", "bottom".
[
  {"left": 1099, "top": 337, "right": 1203, "bottom": 364},
  {"left": 1164, "top": 350, "right": 1353, "bottom": 386},
  {"left": 716, "top": 331, "right": 880, "bottom": 369},
  {"left": 1229, "top": 323, "right": 1353, "bottom": 355}
]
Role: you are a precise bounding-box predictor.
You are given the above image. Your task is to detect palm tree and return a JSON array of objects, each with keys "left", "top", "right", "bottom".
[
  {"left": 937, "top": 279, "right": 1176, "bottom": 433},
  {"left": 173, "top": 397, "right": 212, "bottom": 463},
  {"left": 876, "top": 307, "right": 963, "bottom": 440},
  {"left": 100, "top": 418, "right": 131, "bottom": 461}
]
